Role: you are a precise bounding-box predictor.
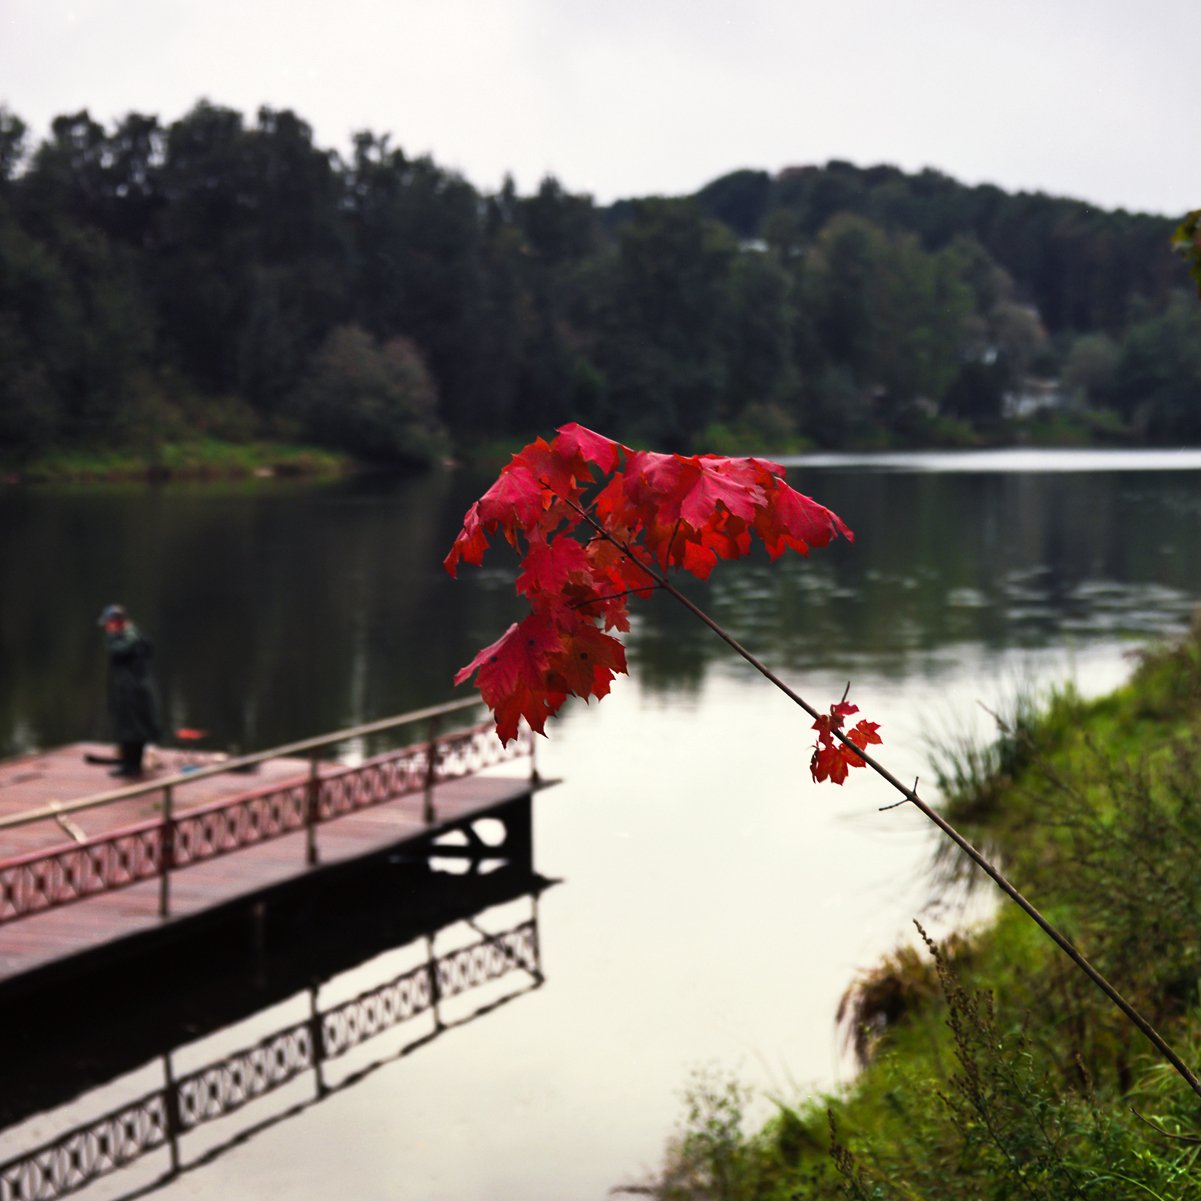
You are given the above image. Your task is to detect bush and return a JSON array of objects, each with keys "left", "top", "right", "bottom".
[{"left": 290, "top": 324, "right": 450, "bottom": 466}]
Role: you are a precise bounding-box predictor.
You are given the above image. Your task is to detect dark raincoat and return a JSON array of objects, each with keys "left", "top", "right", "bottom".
[{"left": 106, "top": 623, "right": 163, "bottom": 744}]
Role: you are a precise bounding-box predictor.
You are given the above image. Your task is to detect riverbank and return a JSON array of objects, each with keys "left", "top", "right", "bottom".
[
  {"left": 1, "top": 438, "right": 359, "bottom": 484},
  {"left": 1, "top": 401, "right": 1149, "bottom": 485},
  {"left": 642, "top": 612, "right": 1201, "bottom": 1199}
]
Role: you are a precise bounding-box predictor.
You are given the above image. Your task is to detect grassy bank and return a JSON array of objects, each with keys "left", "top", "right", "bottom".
[
  {"left": 3, "top": 438, "right": 356, "bottom": 484},
  {"left": 638, "top": 613, "right": 1201, "bottom": 1199}
]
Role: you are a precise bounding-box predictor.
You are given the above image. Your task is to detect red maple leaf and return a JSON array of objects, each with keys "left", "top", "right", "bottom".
[
  {"left": 447, "top": 425, "right": 874, "bottom": 768},
  {"left": 443, "top": 464, "right": 552, "bottom": 576},
  {"left": 547, "top": 621, "right": 627, "bottom": 700},
  {"left": 848, "top": 718, "right": 883, "bottom": 753},
  {"left": 552, "top": 422, "right": 624, "bottom": 475},
  {"left": 515, "top": 531, "right": 592, "bottom": 603},
  {"left": 810, "top": 699, "right": 882, "bottom": 785},
  {"left": 624, "top": 450, "right": 767, "bottom": 530},
  {"left": 754, "top": 479, "right": 854, "bottom": 560},
  {"left": 453, "top": 613, "right": 568, "bottom": 744}
]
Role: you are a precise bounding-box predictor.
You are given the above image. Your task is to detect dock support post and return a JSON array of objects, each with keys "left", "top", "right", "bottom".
[
  {"left": 158, "top": 783, "right": 174, "bottom": 919},
  {"left": 308, "top": 984, "right": 328, "bottom": 1097},
  {"left": 305, "top": 755, "right": 320, "bottom": 866},
  {"left": 426, "top": 933, "right": 444, "bottom": 1031},
  {"left": 504, "top": 794, "right": 534, "bottom": 873},
  {"left": 422, "top": 717, "right": 440, "bottom": 824},
  {"left": 162, "top": 1050, "right": 183, "bottom": 1178},
  {"left": 529, "top": 892, "right": 545, "bottom": 984}
]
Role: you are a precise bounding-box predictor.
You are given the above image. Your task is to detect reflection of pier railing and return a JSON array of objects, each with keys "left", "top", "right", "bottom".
[
  {"left": 0, "top": 699, "right": 533, "bottom": 925},
  {"left": 0, "top": 896, "right": 544, "bottom": 1201}
]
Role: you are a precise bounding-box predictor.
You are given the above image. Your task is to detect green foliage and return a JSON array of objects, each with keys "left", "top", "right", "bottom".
[
  {"left": 694, "top": 170, "right": 774, "bottom": 240},
  {"left": 699, "top": 403, "right": 809, "bottom": 456},
  {"left": 824, "top": 929, "right": 1201, "bottom": 1201},
  {"left": 620, "top": 1070, "right": 810, "bottom": 1201},
  {"left": 290, "top": 325, "right": 448, "bottom": 465},
  {"left": 765, "top": 161, "right": 1178, "bottom": 335},
  {"left": 1171, "top": 209, "right": 1201, "bottom": 299},
  {"left": 1109, "top": 292, "right": 1201, "bottom": 440},
  {"left": 16, "top": 438, "right": 349, "bottom": 482},
  {"left": 596, "top": 198, "right": 737, "bottom": 446},
  {"left": 1062, "top": 332, "right": 1120, "bottom": 407},
  {"left": 0, "top": 104, "right": 1197, "bottom": 464},
  {"left": 0, "top": 107, "right": 28, "bottom": 183}
]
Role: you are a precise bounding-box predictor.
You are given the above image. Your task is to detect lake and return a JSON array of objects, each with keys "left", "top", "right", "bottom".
[{"left": 2, "top": 447, "right": 1201, "bottom": 1199}]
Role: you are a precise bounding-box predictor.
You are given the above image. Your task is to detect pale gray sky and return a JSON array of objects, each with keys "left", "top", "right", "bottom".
[{"left": 2, "top": 0, "right": 1196, "bottom": 216}]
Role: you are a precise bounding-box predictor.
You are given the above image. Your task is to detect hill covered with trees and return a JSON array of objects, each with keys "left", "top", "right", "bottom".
[{"left": 1, "top": 101, "right": 1198, "bottom": 473}]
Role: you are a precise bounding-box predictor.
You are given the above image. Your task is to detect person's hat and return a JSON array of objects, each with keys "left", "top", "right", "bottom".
[{"left": 97, "top": 604, "right": 127, "bottom": 626}]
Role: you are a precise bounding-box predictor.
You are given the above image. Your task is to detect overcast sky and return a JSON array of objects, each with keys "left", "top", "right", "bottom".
[{"left": 2, "top": 0, "right": 1197, "bottom": 217}]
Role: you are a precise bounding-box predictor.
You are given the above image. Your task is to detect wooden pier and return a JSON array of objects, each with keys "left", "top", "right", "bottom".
[{"left": 0, "top": 702, "right": 544, "bottom": 1006}]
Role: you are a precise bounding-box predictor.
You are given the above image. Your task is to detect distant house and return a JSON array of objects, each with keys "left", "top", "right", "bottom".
[{"left": 1003, "top": 377, "right": 1071, "bottom": 420}]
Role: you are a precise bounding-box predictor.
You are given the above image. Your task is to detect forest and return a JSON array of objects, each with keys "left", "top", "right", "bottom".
[{"left": 1, "top": 101, "right": 1199, "bottom": 471}]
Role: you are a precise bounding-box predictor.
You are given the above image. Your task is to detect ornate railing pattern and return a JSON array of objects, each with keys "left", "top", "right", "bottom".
[
  {"left": 170, "top": 780, "right": 311, "bottom": 868},
  {"left": 437, "top": 922, "right": 539, "bottom": 1000},
  {"left": 0, "top": 916, "right": 540, "bottom": 1201},
  {"left": 0, "top": 722, "right": 530, "bottom": 926},
  {"left": 0, "top": 1094, "right": 169, "bottom": 1201},
  {"left": 175, "top": 1025, "right": 315, "bottom": 1128},
  {"left": 321, "top": 960, "right": 435, "bottom": 1059},
  {"left": 0, "top": 831, "right": 163, "bottom": 923}
]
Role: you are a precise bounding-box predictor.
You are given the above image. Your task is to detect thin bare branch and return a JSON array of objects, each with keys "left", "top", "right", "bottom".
[{"left": 553, "top": 478, "right": 1201, "bottom": 1103}]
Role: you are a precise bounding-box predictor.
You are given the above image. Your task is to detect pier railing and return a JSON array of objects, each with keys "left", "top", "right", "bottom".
[{"left": 0, "top": 700, "right": 533, "bottom": 926}]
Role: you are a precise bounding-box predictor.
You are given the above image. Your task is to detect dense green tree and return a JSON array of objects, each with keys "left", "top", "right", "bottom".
[
  {"left": 693, "top": 169, "right": 772, "bottom": 240},
  {"left": 1062, "top": 332, "right": 1120, "bottom": 407},
  {"left": 518, "top": 175, "right": 596, "bottom": 263},
  {"left": 748, "top": 160, "right": 1179, "bottom": 341},
  {"left": 870, "top": 234, "right": 974, "bottom": 406},
  {"left": 153, "top": 104, "right": 347, "bottom": 410},
  {"left": 941, "top": 359, "right": 1007, "bottom": 424},
  {"left": 800, "top": 215, "right": 972, "bottom": 421},
  {"left": 0, "top": 109, "right": 29, "bottom": 184},
  {"left": 19, "top": 111, "right": 110, "bottom": 236},
  {"left": 0, "top": 100, "right": 1196, "bottom": 467},
  {"left": 805, "top": 213, "right": 884, "bottom": 372},
  {"left": 342, "top": 133, "right": 485, "bottom": 429},
  {"left": 595, "top": 198, "right": 736, "bottom": 445},
  {"left": 0, "top": 204, "right": 66, "bottom": 454},
  {"left": 1110, "top": 293, "right": 1201, "bottom": 439},
  {"left": 723, "top": 250, "right": 798, "bottom": 416},
  {"left": 290, "top": 324, "right": 448, "bottom": 463},
  {"left": 986, "top": 300, "right": 1047, "bottom": 389}
]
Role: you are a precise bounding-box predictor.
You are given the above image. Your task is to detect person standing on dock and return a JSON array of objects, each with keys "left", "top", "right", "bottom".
[{"left": 97, "top": 604, "right": 163, "bottom": 778}]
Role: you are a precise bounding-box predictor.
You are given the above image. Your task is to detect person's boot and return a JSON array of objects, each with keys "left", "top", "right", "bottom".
[{"left": 111, "top": 743, "right": 144, "bottom": 777}]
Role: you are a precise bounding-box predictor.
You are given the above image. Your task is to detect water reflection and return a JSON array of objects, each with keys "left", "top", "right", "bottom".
[
  {"left": 0, "top": 865, "right": 551, "bottom": 1201},
  {"left": 625, "top": 464, "right": 1201, "bottom": 693},
  {"left": 2, "top": 456, "right": 1200, "bottom": 754}
]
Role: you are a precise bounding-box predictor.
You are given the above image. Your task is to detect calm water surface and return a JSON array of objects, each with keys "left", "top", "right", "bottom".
[{"left": 2, "top": 449, "right": 1201, "bottom": 1199}]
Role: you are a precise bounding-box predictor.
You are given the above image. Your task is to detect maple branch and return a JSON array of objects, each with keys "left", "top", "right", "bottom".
[
  {"left": 569, "top": 587, "right": 663, "bottom": 610},
  {"left": 559, "top": 492, "right": 1201, "bottom": 1104},
  {"left": 667, "top": 516, "right": 684, "bottom": 566},
  {"left": 453, "top": 437, "right": 1201, "bottom": 1105}
]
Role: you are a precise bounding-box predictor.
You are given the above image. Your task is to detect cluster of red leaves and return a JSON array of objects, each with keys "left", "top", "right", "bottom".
[
  {"left": 810, "top": 699, "right": 883, "bottom": 785},
  {"left": 445, "top": 423, "right": 876, "bottom": 767}
]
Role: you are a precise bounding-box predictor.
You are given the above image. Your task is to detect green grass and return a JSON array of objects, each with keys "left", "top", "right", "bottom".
[{"left": 9, "top": 438, "right": 355, "bottom": 483}]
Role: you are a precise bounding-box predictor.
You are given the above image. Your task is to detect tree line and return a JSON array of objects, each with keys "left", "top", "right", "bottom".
[{"left": 1, "top": 102, "right": 1199, "bottom": 468}]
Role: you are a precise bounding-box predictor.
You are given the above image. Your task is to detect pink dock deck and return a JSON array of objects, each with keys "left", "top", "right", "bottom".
[{"left": 0, "top": 741, "right": 537, "bottom": 988}]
